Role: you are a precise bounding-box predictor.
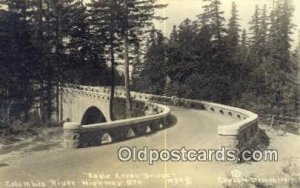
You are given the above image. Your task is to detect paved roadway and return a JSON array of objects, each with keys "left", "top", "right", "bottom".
[{"left": 0, "top": 106, "right": 238, "bottom": 188}]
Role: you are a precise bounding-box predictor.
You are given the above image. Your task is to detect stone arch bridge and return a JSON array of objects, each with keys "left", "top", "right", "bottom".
[{"left": 61, "top": 84, "right": 260, "bottom": 150}]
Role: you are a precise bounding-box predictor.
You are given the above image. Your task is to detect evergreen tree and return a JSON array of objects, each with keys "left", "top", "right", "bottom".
[
  {"left": 63, "top": 0, "right": 110, "bottom": 86},
  {"left": 226, "top": 2, "right": 242, "bottom": 100},
  {"left": 164, "top": 25, "right": 179, "bottom": 96},
  {"left": 131, "top": 42, "right": 143, "bottom": 87},
  {"left": 166, "top": 19, "right": 216, "bottom": 100},
  {"left": 88, "top": 0, "right": 124, "bottom": 120},
  {"left": 201, "top": 0, "right": 232, "bottom": 103},
  {"left": 235, "top": 28, "right": 253, "bottom": 107},
  {"left": 118, "top": 0, "right": 167, "bottom": 117},
  {"left": 265, "top": 0, "right": 296, "bottom": 115},
  {"left": 133, "top": 29, "right": 166, "bottom": 94},
  {"left": 0, "top": 0, "right": 36, "bottom": 121},
  {"left": 202, "top": 0, "right": 226, "bottom": 48},
  {"left": 166, "top": 19, "right": 200, "bottom": 82},
  {"left": 240, "top": 29, "right": 248, "bottom": 63},
  {"left": 246, "top": 5, "right": 269, "bottom": 111},
  {"left": 26, "top": 0, "right": 63, "bottom": 122},
  {"left": 27, "top": 0, "right": 49, "bottom": 122},
  {"left": 248, "top": 5, "right": 261, "bottom": 62},
  {"left": 260, "top": 4, "right": 269, "bottom": 52},
  {"left": 226, "top": 2, "right": 240, "bottom": 58}
]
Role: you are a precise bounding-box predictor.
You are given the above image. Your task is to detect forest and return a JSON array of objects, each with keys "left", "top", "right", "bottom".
[
  {"left": 133, "top": 0, "right": 300, "bottom": 118},
  {"left": 0, "top": 0, "right": 299, "bottom": 130}
]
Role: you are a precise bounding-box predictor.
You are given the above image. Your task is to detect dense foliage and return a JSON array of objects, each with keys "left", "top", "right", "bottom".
[
  {"left": 133, "top": 0, "right": 299, "bottom": 116},
  {"left": 0, "top": 0, "right": 166, "bottom": 125},
  {"left": 0, "top": 0, "right": 299, "bottom": 128},
  {"left": 0, "top": 0, "right": 120, "bottom": 124}
]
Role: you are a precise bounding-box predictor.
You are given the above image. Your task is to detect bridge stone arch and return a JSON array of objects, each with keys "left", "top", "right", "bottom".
[
  {"left": 81, "top": 106, "right": 107, "bottom": 125},
  {"left": 61, "top": 87, "right": 111, "bottom": 123},
  {"left": 63, "top": 85, "right": 260, "bottom": 151}
]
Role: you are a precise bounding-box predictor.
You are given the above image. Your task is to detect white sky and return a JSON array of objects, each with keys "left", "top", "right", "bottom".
[
  {"left": 155, "top": 0, "right": 300, "bottom": 48},
  {"left": 3, "top": 0, "right": 297, "bottom": 48}
]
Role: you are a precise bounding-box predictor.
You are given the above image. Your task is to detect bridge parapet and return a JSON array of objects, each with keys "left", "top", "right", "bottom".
[
  {"left": 63, "top": 84, "right": 259, "bottom": 150},
  {"left": 62, "top": 85, "right": 171, "bottom": 148},
  {"left": 144, "top": 94, "right": 259, "bottom": 150}
]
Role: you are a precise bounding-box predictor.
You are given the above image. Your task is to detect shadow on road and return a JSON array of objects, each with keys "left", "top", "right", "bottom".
[{"left": 98, "top": 114, "right": 178, "bottom": 147}]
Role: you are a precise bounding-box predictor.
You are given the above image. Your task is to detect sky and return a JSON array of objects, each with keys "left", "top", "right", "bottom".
[
  {"left": 154, "top": 0, "right": 300, "bottom": 49},
  {"left": 2, "top": 0, "right": 299, "bottom": 47}
]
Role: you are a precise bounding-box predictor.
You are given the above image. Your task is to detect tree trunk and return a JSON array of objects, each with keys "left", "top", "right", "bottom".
[
  {"left": 124, "top": 0, "right": 131, "bottom": 118},
  {"left": 109, "top": 44, "right": 115, "bottom": 121},
  {"left": 60, "top": 82, "right": 63, "bottom": 122},
  {"left": 39, "top": 81, "right": 45, "bottom": 122},
  {"left": 124, "top": 33, "right": 131, "bottom": 118},
  {"left": 45, "top": 0, "right": 52, "bottom": 124},
  {"left": 56, "top": 83, "right": 60, "bottom": 122},
  {"left": 46, "top": 79, "right": 52, "bottom": 123},
  {"left": 54, "top": 2, "right": 61, "bottom": 123}
]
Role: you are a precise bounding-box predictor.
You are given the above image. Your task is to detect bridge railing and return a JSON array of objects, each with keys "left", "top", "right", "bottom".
[
  {"left": 63, "top": 85, "right": 171, "bottom": 148},
  {"left": 110, "top": 89, "right": 259, "bottom": 149},
  {"left": 63, "top": 84, "right": 259, "bottom": 150},
  {"left": 136, "top": 94, "right": 259, "bottom": 149}
]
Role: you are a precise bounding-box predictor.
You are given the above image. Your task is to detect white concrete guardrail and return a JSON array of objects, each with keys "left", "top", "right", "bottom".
[
  {"left": 138, "top": 94, "right": 259, "bottom": 150},
  {"left": 63, "top": 84, "right": 259, "bottom": 150},
  {"left": 63, "top": 85, "right": 171, "bottom": 148}
]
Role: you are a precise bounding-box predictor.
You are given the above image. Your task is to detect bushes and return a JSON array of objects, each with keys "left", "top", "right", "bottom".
[{"left": 0, "top": 112, "right": 48, "bottom": 144}]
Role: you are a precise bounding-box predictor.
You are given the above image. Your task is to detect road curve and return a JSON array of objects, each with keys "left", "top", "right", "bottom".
[{"left": 0, "top": 106, "right": 238, "bottom": 188}]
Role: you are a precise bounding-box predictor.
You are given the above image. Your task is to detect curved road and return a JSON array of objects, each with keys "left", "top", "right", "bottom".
[{"left": 0, "top": 106, "right": 238, "bottom": 188}]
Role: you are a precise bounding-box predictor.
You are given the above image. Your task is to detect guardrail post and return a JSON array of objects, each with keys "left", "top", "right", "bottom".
[
  {"left": 63, "top": 122, "right": 81, "bottom": 148},
  {"left": 270, "top": 115, "right": 274, "bottom": 127}
]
